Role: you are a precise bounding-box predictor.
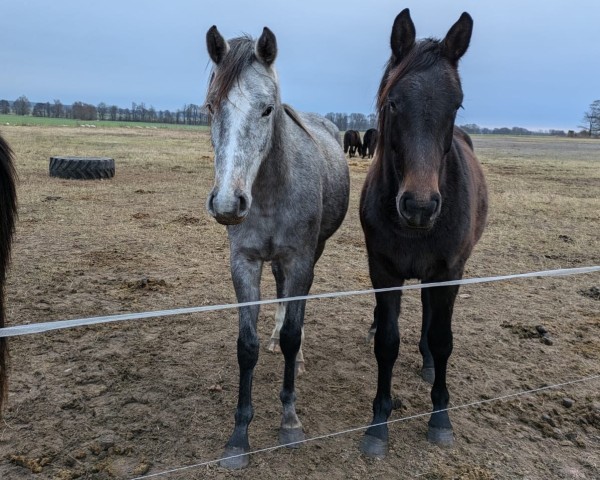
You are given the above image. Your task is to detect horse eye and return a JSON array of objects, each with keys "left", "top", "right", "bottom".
[
  {"left": 262, "top": 105, "right": 274, "bottom": 117},
  {"left": 388, "top": 101, "right": 397, "bottom": 113},
  {"left": 205, "top": 103, "right": 214, "bottom": 115}
]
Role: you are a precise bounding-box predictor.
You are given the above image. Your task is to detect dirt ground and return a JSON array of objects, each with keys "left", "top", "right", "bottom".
[{"left": 0, "top": 126, "right": 598, "bottom": 479}]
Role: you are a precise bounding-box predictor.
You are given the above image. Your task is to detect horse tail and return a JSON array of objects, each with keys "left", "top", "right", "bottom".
[
  {"left": 343, "top": 131, "right": 350, "bottom": 153},
  {"left": 0, "top": 133, "right": 17, "bottom": 413}
]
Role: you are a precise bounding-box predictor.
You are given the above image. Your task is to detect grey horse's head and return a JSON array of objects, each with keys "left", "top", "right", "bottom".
[{"left": 204, "top": 26, "right": 280, "bottom": 225}]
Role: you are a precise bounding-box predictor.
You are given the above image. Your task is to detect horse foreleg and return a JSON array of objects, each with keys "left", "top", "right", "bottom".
[
  {"left": 220, "top": 258, "right": 263, "bottom": 470},
  {"left": 419, "top": 288, "right": 435, "bottom": 384},
  {"left": 360, "top": 290, "right": 401, "bottom": 458},
  {"left": 269, "top": 261, "right": 306, "bottom": 375},
  {"left": 424, "top": 283, "right": 458, "bottom": 447},
  {"left": 268, "top": 303, "right": 306, "bottom": 375},
  {"left": 277, "top": 260, "right": 313, "bottom": 447}
]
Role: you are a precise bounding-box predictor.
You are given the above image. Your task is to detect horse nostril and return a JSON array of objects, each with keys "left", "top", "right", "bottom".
[
  {"left": 206, "top": 190, "right": 217, "bottom": 216},
  {"left": 399, "top": 194, "right": 414, "bottom": 219},
  {"left": 431, "top": 194, "right": 441, "bottom": 216},
  {"left": 236, "top": 191, "right": 250, "bottom": 217}
]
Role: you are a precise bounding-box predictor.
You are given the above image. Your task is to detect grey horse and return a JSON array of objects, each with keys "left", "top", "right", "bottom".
[{"left": 204, "top": 26, "right": 350, "bottom": 469}]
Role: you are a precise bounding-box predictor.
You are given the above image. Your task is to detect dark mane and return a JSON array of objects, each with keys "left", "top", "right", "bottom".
[
  {"left": 207, "top": 35, "right": 256, "bottom": 109},
  {"left": 377, "top": 39, "right": 443, "bottom": 110}
]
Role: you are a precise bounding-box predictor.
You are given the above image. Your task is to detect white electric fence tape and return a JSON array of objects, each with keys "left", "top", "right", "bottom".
[{"left": 1, "top": 265, "right": 598, "bottom": 338}]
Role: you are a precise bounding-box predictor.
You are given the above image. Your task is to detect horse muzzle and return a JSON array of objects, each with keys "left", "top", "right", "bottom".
[
  {"left": 206, "top": 187, "right": 251, "bottom": 225},
  {"left": 397, "top": 192, "right": 441, "bottom": 230}
]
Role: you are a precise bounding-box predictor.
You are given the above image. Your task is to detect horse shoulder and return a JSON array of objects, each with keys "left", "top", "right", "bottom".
[{"left": 451, "top": 132, "right": 488, "bottom": 246}]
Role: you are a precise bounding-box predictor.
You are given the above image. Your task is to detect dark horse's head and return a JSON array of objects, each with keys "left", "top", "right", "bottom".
[{"left": 376, "top": 9, "right": 473, "bottom": 230}]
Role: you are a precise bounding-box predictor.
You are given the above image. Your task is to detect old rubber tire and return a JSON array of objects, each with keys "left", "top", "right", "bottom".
[{"left": 49, "top": 156, "right": 115, "bottom": 180}]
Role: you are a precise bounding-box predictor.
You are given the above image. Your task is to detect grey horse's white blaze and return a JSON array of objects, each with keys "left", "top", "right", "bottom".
[{"left": 207, "top": 58, "right": 278, "bottom": 226}]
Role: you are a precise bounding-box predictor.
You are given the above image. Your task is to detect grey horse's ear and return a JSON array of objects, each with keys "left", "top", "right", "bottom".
[
  {"left": 206, "top": 25, "right": 229, "bottom": 65},
  {"left": 442, "top": 12, "right": 473, "bottom": 64},
  {"left": 255, "top": 27, "right": 277, "bottom": 66},
  {"left": 390, "top": 8, "right": 416, "bottom": 63}
]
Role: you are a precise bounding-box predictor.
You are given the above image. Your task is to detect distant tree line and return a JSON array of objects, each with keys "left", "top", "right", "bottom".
[
  {"left": 457, "top": 124, "right": 571, "bottom": 137},
  {"left": 2, "top": 95, "right": 598, "bottom": 137},
  {"left": 325, "top": 112, "right": 377, "bottom": 131},
  {"left": 0, "top": 95, "right": 210, "bottom": 126}
]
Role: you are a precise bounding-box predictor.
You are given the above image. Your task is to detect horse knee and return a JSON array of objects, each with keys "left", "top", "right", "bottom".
[
  {"left": 279, "top": 323, "right": 302, "bottom": 357},
  {"left": 427, "top": 329, "right": 453, "bottom": 360},
  {"left": 237, "top": 334, "right": 259, "bottom": 368},
  {"left": 374, "top": 331, "right": 399, "bottom": 364}
]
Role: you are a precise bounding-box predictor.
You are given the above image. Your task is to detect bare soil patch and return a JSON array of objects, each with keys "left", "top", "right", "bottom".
[{"left": 0, "top": 128, "right": 598, "bottom": 479}]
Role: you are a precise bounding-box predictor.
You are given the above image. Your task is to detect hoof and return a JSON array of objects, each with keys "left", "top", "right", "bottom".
[
  {"left": 359, "top": 434, "right": 388, "bottom": 458},
  {"left": 365, "top": 328, "right": 376, "bottom": 344},
  {"left": 421, "top": 367, "right": 435, "bottom": 385},
  {"left": 427, "top": 427, "right": 454, "bottom": 446},
  {"left": 267, "top": 339, "right": 281, "bottom": 353},
  {"left": 219, "top": 447, "right": 250, "bottom": 469},
  {"left": 279, "top": 427, "right": 305, "bottom": 448},
  {"left": 295, "top": 361, "right": 306, "bottom": 377}
]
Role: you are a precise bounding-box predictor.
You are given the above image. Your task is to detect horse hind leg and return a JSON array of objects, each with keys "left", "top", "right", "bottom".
[
  {"left": 268, "top": 262, "right": 286, "bottom": 353},
  {"left": 268, "top": 302, "right": 285, "bottom": 353},
  {"left": 366, "top": 316, "right": 377, "bottom": 343}
]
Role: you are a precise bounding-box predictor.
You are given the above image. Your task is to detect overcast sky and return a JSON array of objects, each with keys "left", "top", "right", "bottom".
[{"left": 1, "top": 0, "right": 599, "bottom": 130}]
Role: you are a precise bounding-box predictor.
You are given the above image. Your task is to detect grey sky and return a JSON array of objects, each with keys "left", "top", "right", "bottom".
[{"left": 1, "top": 0, "right": 599, "bottom": 130}]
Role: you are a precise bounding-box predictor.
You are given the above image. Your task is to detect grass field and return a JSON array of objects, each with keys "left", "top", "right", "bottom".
[
  {"left": 0, "top": 124, "right": 598, "bottom": 479},
  {"left": 0, "top": 114, "right": 209, "bottom": 131}
]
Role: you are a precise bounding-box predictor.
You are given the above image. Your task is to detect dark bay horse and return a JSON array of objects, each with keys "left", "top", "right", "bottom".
[
  {"left": 0, "top": 133, "right": 18, "bottom": 414},
  {"left": 343, "top": 129, "right": 361, "bottom": 157},
  {"left": 359, "top": 9, "right": 488, "bottom": 457},
  {"left": 362, "top": 128, "right": 378, "bottom": 158},
  {"left": 204, "top": 26, "right": 349, "bottom": 468}
]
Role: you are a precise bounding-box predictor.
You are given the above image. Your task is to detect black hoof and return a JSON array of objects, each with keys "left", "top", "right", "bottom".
[
  {"left": 427, "top": 427, "right": 454, "bottom": 446},
  {"left": 421, "top": 367, "right": 435, "bottom": 384},
  {"left": 359, "top": 434, "right": 388, "bottom": 458},
  {"left": 219, "top": 447, "right": 250, "bottom": 469},
  {"left": 279, "top": 427, "right": 305, "bottom": 448}
]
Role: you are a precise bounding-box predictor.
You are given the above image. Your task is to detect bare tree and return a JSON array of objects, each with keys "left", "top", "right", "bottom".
[
  {"left": 579, "top": 100, "right": 600, "bottom": 137},
  {"left": 32, "top": 103, "right": 48, "bottom": 117},
  {"left": 97, "top": 102, "right": 108, "bottom": 120},
  {"left": 52, "top": 99, "right": 64, "bottom": 118},
  {"left": 13, "top": 95, "right": 31, "bottom": 116},
  {"left": 0, "top": 100, "right": 10, "bottom": 114}
]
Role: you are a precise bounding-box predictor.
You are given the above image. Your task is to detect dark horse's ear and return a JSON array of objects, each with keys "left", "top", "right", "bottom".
[
  {"left": 255, "top": 27, "right": 277, "bottom": 66},
  {"left": 390, "top": 8, "right": 416, "bottom": 63},
  {"left": 442, "top": 12, "right": 473, "bottom": 64},
  {"left": 206, "top": 25, "right": 229, "bottom": 65}
]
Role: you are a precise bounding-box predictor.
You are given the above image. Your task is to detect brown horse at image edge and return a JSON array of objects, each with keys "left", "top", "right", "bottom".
[{"left": 0, "top": 133, "right": 18, "bottom": 415}]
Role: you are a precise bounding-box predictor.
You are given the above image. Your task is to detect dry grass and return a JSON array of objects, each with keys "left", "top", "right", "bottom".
[{"left": 0, "top": 126, "right": 598, "bottom": 480}]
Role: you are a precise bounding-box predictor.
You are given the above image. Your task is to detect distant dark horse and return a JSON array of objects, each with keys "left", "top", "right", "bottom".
[
  {"left": 343, "top": 129, "right": 361, "bottom": 157},
  {"left": 362, "top": 128, "right": 378, "bottom": 158},
  {"left": 204, "top": 27, "right": 349, "bottom": 468},
  {"left": 0, "top": 134, "right": 18, "bottom": 415},
  {"left": 359, "top": 9, "right": 488, "bottom": 457}
]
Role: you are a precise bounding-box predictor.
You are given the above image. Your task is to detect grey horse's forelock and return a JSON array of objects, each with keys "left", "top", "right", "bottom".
[{"left": 207, "top": 35, "right": 258, "bottom": 109}]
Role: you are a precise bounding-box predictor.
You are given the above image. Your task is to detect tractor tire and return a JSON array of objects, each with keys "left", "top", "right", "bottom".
[{"left": 49, "top": 156, "right": 115, "bottom": 180}]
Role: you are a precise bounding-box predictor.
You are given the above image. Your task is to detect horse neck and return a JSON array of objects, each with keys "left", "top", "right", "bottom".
[{"left": 252, "top": 106, "right": 292, "bottom": 196}]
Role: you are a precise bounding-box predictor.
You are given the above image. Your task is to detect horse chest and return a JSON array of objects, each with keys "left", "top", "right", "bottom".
[{"left": 228, "top": 208, "right": 318, "bottom": 262}]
